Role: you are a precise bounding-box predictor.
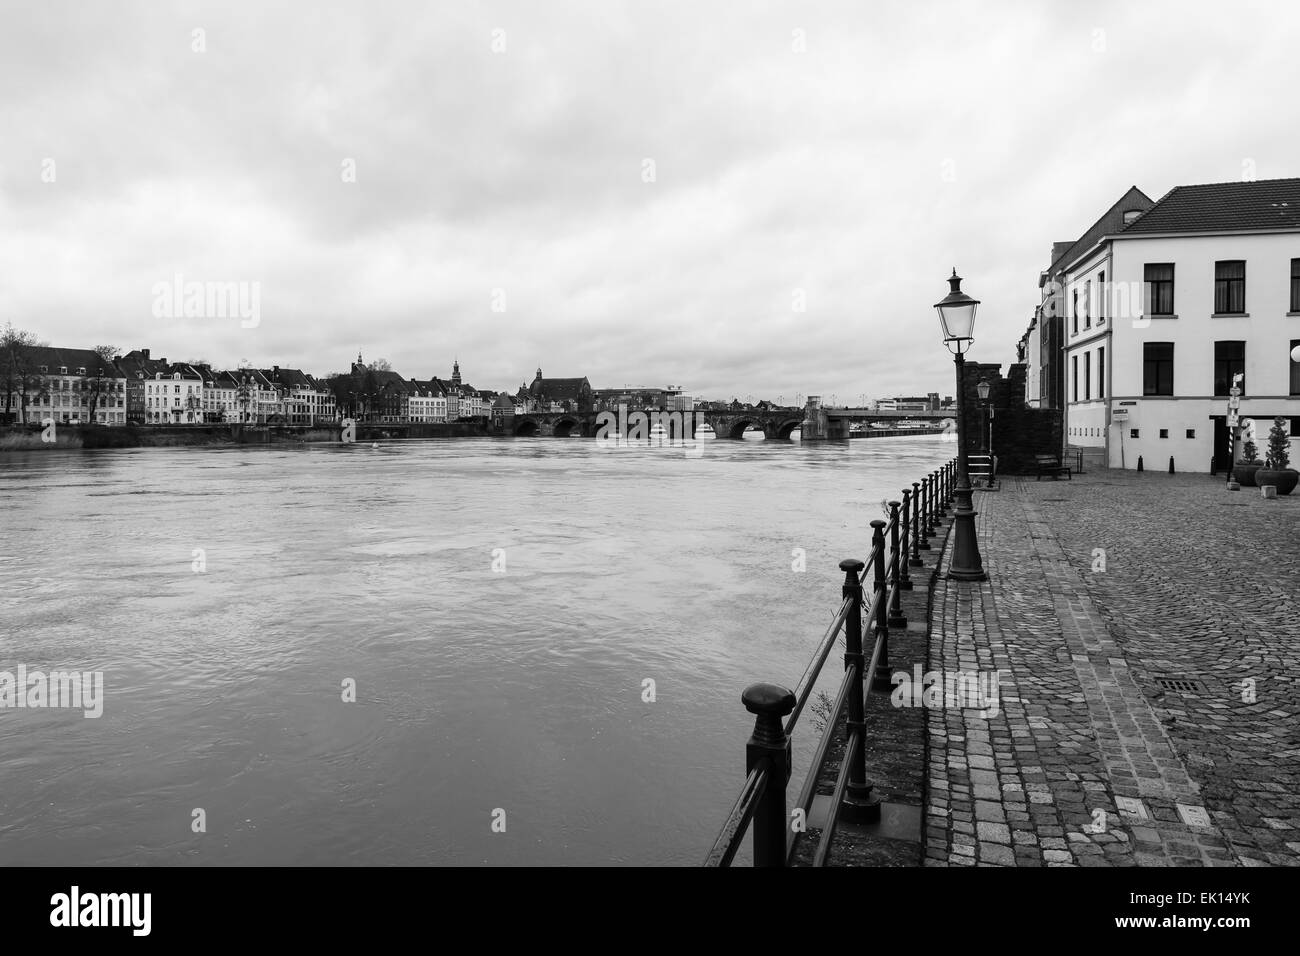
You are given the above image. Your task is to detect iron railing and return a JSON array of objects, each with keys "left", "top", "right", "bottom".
[{"left": 704, "top": 457, "right": 956, "bottom": 867}]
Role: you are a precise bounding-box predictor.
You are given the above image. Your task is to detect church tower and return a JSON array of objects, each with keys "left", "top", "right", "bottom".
[{"left": 452, "top": 359, "right": 462, "bottom": 387}]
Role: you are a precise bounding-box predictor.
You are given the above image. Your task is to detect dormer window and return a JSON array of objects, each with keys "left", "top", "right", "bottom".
[
  {"left": 59, "top": 366, "right": 67, "bottom": 374},
  {"left": 77, "top": 367, "right": 86, "bottom": 375}
]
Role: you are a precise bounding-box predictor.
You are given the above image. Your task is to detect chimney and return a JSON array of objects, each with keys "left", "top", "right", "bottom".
[
  {"left": 141, "top": 348, "right": 150, "bottom": 360},
  {"left": 273, "top": 365, "right": 280, "bottom": 375}
]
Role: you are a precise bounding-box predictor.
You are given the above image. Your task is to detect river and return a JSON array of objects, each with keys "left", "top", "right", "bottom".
[{"left": 0, "top": 434, "right": 952, "bottom": 865}]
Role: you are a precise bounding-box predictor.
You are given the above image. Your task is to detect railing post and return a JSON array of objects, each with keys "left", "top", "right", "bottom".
[
  {"left": 887, "top": 501, "right": 907, "bottom": 626},
  {"left": 920, "top": 476, "right": 930, "bottom": 548},
  {"left": 900, "top": 490, "right": 917, "bottom": 581},
  {"left": 741, "top": 683, "right": 796, "bottom": 867},
  {"left": 915, "top": 481, "right": 925, "bottom": 556},
  {"left": 936, "top": 468, "right": 947, "bottom": 518},
  {"left": 839, "top": 560, "right": 880, "bottom": 823},
  {"left": 870, "top": 519, "right": 892, "bottom": 691},
  {"left": 927, "top": 472, "right": 938, "bottom": 532}
]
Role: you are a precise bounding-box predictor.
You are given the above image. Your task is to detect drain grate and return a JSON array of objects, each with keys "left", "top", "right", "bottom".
[{"left": 1156, "top": 677, "right": 1208, "bottom": 694}]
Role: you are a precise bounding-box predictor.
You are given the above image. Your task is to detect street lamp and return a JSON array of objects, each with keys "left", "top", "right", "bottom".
[
  {"left": 934, "top": 269, "right": 986, "bottom": 581},
  {"left": 976, "top": 378, "right": 992, "bottom": 463}
]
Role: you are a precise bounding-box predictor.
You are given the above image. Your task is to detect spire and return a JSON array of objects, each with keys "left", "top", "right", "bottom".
[{"left": 452, "top": 359, "right": 462, "bottom": 386}]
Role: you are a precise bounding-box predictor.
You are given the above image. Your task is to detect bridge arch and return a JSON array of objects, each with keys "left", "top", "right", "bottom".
[
  {"left": 726, "top": 418, "right": 764, "bottom": 440},
  {"left": 553, "top": 416, "right": 581, "bottom": 438},
  {"left": 774, "top": 418, "right": 803, "bottom": 440},
  {"left": 513, "top": 420, "right": 540, "bottom": 437}
]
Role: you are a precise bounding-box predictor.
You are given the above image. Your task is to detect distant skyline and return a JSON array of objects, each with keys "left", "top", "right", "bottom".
[{"left": 3, "top": 1, "right": 1299, "bottom": 399}]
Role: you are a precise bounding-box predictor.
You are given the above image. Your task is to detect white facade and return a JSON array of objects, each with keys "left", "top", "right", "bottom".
[
  {"left": 1064, "top": 230, "right": 1300, "bottom": 471},
  {"left": 27, "top": 371, "right": 127, "bottom": 425},
  {"left": 408, "top": 391, "right": 448, "bottom": 422},
  {"left": 145, "top": 370, "right": 204, "bottom": 424}
]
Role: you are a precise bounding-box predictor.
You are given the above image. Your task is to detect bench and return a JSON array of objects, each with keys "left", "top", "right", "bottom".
[
  {"left": 969, "top": 454, "right": 998, "bottom": 487},
  {"left": 1035, "top": 454, "right": 1072, "bottom": 480}
]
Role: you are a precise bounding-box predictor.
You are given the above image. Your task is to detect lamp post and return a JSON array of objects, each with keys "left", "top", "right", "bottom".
[
  {"left": 934, "top": 269, "right": 986, "bottom": 581},
  {"left": 976, "top": 377, "right": 992, "bottom": 463}
]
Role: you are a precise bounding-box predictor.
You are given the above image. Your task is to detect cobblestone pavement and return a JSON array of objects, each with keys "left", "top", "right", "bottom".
[{"left": 924, "top": 470, "right": 1300, "bottom": 867}]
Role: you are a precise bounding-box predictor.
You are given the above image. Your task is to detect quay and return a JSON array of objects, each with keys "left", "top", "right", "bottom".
[{"left": 708, "top": 467, "right": 1300, "bottom": 866}]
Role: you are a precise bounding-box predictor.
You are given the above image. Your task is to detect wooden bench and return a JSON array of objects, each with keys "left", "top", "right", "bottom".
[{"left": 1035, "top": 454, "right": 1072, "bottom": 480}]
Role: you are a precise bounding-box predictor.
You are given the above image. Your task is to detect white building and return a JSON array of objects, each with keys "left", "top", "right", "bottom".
[
  {"left": 13, "top": 346, "right": 128, "bottom": 425},
  {"left": 1061, "top": 177, "right": 1300, "bottom": 472},
  {"left": 144, "top": 364, "right": 204, "bottom": 424},
  {"left": 408, "top": 379, "right": 448, "bottom": 422}
]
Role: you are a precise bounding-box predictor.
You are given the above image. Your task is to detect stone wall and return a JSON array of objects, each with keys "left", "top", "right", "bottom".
[{"left": 958, "top": 362, "right": 1064, "bottom": 475}]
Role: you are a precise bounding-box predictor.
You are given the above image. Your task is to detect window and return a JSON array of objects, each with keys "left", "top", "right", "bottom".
[
  {"left": 1084, "top": 351, "right": 1091, "bottom": 399},
  {"left": 1131, "top": 429, "right": 1140, "bottom": 438},
  {"left": 1099, "top": 271, "right": 1105, "bottom": 322},
  {"left": 1292, "top": 259, "right": 1300, "bottom": 312},
  {"left": 1143, "top": 342, "right": 1174, "bottom": 395},
  {"left": 1098, "top": 346, "right": 1105, "bottom": 398},
  {"left": 1159, "top": 429, "right": 1169, "bottom": 439},
  {"left": 1187, "top": 429, "right": 1196, "bottom": 439},
  {"left": 1214, "top": 260, "right": 1246, "bottom": 314},
  {"left": 1072, "top": 354, "right": 1078, "bottom": 401},
  {"left": 1084, "top": 282, "right": 1091, "bottom": 328},
  {"left": 1213, "top": 341, "right": 1245, "bottom": 396},
  {"left": 1291, "top": 340, "right": 1300, "bottom": 395},
  {"left": 1144, "top": 264, "right": 1174, "bottom": 315},
  {"left": 1072, "top": 290, "right": 1079, "bottom": 334}
]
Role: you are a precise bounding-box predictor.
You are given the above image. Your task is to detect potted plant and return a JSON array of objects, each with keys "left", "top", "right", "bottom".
[
  {"left": 1234, "top": 434, "right": 1265, "bottom": 487},
  {"left": 1255, "top": 416, "right": 1298, "bottom": 495}
]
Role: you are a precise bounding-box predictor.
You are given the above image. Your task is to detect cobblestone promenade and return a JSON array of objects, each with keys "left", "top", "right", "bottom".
[{"left": 925, "top": 470, "right": 1300, "bottom": 867}]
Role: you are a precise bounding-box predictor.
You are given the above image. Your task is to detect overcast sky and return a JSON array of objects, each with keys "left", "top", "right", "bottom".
[{"left": 2, "top": 1, "right": 1297, "bottom": 401}]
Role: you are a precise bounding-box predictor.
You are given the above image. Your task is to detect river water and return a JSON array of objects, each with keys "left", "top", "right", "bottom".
[{"left": 0, "top": 434, "right": 951, "bottom": 865}]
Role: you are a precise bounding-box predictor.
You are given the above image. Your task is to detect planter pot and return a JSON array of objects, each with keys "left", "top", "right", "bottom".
[
  {"left": 1254, "top": 468, "right": 1299, "bottom": 496},
  {"left": 1234, "top": 462, "right": 1265, "bottom": 487}
]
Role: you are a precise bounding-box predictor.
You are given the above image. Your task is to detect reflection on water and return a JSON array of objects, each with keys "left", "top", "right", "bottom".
[{"left": 0, "top": 435, "right": 951, "bottom": 865}]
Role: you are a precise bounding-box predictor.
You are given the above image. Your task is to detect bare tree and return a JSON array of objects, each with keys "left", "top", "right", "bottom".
[
  {"left": 1, "top": 323, "right": 41, "bottom": 424},
  {"left": 85, "top": 345, "right": 121, "bottom": 425}
]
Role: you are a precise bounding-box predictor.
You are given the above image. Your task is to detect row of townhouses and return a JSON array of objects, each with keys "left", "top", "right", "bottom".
[
  {"left": 1018, "top": 177, "right": 1300, "bottom": 473},
  {"left": 0, "top": 348, "right": 511, "bottom": 427},
  {"left": 1, "top": 345, "right": 703, "bottom": 428}
]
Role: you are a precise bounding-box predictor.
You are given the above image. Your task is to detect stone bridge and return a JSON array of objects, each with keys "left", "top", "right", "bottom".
[{"left": 500, "top": 407, "right": 807, "bottom": 440}]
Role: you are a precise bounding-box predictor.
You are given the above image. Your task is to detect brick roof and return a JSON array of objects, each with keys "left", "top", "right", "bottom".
[{"left": 1117, "top": 177, "right": 1300, "bottom": 235}]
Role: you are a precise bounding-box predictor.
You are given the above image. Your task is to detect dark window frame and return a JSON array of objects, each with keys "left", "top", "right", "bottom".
[
  {"left": 1072, "top": 354, "right": 1078, "bottom": 402},
  {"left": 1098, "top": 346, "right": 1105, "bottom": 399},
  {"left": 1292, "top": 259, "right": 1300, "bottom": 312},
  {"left": 1291, "top": 339, "right": 1300, "bottom": 396},
  {"left": 1143, "top": 342, "right": 1174, "bottom": 396},
  {"left": 1213, "top": 340, "right": 1245, "bottom": 397},
  {"left": 1214, "top": 260, "right": 1246, "bottom": 314},
  {"left": 1144, "top": 263, "right": 1175, "bottom": 316}
]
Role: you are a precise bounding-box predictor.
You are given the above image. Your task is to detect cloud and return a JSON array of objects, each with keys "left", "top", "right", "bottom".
[{"left": 2, "top": 0, "right": 1298, "bottom": 399}]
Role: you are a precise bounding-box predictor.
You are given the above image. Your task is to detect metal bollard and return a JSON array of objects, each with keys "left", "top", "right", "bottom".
[
  {"left": 839, "top": 560, "right": 879, "bottom": 823},
  {"left": 901, "top": 490, "right": 918, "bottom": 579},
  {"left": 887, "top": 501, "right": 907, "bottom": 626},
  {"left": 741, "top": 683, "right": 796, "bottom": 867},
  {"left": 918, "top": 477, "right": 932, "bottom": 549},
  {"left": 913, "top": 481, "right": 929, "bottom": 553},
  {"left": 870, "top": 520, "right": 892, "bottom": 692}
]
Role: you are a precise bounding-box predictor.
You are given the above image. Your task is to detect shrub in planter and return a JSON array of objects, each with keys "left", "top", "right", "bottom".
[
  {"left": 1234, "top": 436, "right": 1265, "bottom": 486},
  {"left": 1254, "top": 416, "right": 1298, "bottom": 495}
]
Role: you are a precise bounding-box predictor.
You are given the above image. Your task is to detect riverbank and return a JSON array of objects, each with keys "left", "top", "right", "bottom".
[{"left": 0, "top": 424, "right": 335, "bottom": 451}]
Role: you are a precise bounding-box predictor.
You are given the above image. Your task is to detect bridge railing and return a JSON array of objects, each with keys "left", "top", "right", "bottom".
[{"left": 704, "top": 456, "right": 956, "bottom": 867}]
